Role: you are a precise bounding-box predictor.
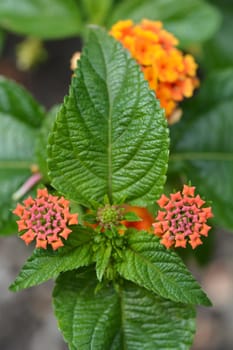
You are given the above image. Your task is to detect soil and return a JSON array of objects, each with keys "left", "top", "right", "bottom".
[{"left": 0, "top": 33, "right": 233, "bottom": 350}]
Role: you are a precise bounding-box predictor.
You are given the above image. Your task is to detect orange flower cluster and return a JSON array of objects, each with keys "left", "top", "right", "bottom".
[
  {"left": 152, "top": 185, "right": 213, "bottom": 249},
  {"left": 110, "top": 19, "right": 199, "bottom": 121},
  {"left": 13, "top": 188, "right": 78, "bottom": 250}
]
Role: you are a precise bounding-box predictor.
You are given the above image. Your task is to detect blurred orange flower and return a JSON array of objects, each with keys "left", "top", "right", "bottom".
[{"left": 110, "top": 19, "right": 199, "bottom": 122}]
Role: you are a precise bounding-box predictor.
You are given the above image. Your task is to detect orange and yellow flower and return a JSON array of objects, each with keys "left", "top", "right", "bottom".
[{"left": 110, "top": 19, "right": 199, "bottom": 122}]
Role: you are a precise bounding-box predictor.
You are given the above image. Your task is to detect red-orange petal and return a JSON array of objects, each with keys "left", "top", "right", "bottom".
[
  {"left": 37, "top": 188, "right": 49, "bottom": 198},
  {"left": 182, "top": 185, "right": 195, "bottom": 197},
  {"left": 60, "top": 227, "right": 72, "bottom": 240},
  {"left": 23, "top": 196, "right": 35, "bottom": 207},
  {"left": 20, "top": 229, "right": 36, "bottom": 245},
  {"left": 36, "top": 239, "right": 47, "bottom": 249},
  {"left": 51, "top": 239, "right": 64, "bottom": 250},
  {"left": 16, "top": 220, "right": 28, "bottom": 231},
  {"left": 13, "top": 204, "right": 25, "bottom": 217},
  {"left": 157, "top": 194, "right": 169, "bottom": 207},
  {"left": 68, "top": 213, "right": 78, "bottom": 225}
]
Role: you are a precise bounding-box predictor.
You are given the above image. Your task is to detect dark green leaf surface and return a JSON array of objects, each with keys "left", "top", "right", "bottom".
[
  {"left": 108, "top": 0, "right": 221, "bottom": 45},
  {"left": 0, "top": 77, "right": 44, "bottom": 234},
  {"left": 10, "top": 228, "right": 94, "bottom": 291},
  {"left": 0, "top": 0, "right": 82, "bottom": 39},
  {"left": 170, "top": 69, "right": 233, "bottom": 230},
  {"left": 117, "top": 231, "right": 210, "bottom": 306},
  {"left": 48, "top": 27, "right": 169, "bottom": 207},
  {"left": 203, "top": 2, "right": 233, "bottom": 69},
  {"left": 53, "top": 269, "right": 196, "bottom": 350}
]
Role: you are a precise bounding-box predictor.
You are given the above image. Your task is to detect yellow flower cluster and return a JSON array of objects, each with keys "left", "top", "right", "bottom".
[{"left": 110, "top": 19, "right": 199, "bottom": 121}]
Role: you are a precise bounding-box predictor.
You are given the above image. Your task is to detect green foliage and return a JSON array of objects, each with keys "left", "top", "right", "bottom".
[
  {"left": 53, "top": 268, "right": 196, "bottom": 350},
  {"left": 0, "top": 0, "right": 221, "bottom": 43},
  {"left": 36, "top": 105, "right": 59, "bottom": 181},
  {"left": 0, "top": 77, "right": 44, "bottom": 234},
  {"left": 169, "top": 69, "right": 233, "bottom": 230},
  {"left": 95, "top": 242, "right": 112, "bottom": 281},
  {"left": 0, "top": 0, "right": 82, "bottom": 38},
  {"left": 203, "top": 1, "right": 233, "bottom": 69},
  {"left": 48, "top": 27, "right": 169, "bottom": 207},
  {"left": 117, "top": 230, "right": 211, "bottom": 305},
  {"left": 80, "top": 0, "right": 113, "bottom": 25},
  {"left": 108, "top": 0, "right": 221, "bottom": 46},
  {"left": 10, "top": 227, "right": 94, "bottom": 291}
]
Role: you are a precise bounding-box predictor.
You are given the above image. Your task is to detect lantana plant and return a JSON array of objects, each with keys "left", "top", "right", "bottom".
[{"left": 7, "top": 24, "right": 215, "bottom": 349}]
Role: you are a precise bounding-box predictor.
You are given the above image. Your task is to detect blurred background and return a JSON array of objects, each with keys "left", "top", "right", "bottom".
[{"left": 0, "top": 0, "right": 233, "bottom": 349}]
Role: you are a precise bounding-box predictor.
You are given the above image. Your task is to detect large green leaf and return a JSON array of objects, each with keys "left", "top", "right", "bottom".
[
  {"left": 108, "top": 0, "right": 221, "bottom": 46},
  {"left": 0, "top": 76, "right": 45, "bottom": 235},
  {"left": 48, "top": 27, "right": 169, "bottom": 207},
  {"left": 117, "top": 231, "right": 210, "bottom": 306},
  {"left": 10, "top": 227, "right": 94, "bottom": 291},
  {"left": 0, "top": 0, "right": 82, "bottom": 39},
  {"left": 169, "top": 69, "right": 233, "bottom": 230},
  {"left": 53, "top": 268, "right": 196, "bottom": 350}
]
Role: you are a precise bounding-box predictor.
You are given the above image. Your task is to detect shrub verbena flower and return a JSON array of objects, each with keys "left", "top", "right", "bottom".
[
  {"left": 153, "top": 185, "right": 213, "bottom": 249},
  {"left": 110, "top": 19, "right": 199, "bottom": 122},
  {"left": 13, "top": 188, "right": 78, "bottom": 250}
]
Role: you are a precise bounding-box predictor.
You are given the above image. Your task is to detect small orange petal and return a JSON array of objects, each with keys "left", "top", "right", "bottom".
[
  {"left": 194, "top": 194, "right": 205, "bottom": 208},
  {"left": 20, "top": 229, "right": 36, "bottom": 245},
  {"left": 174, "top": 233, "right": 187, "bottom": 248},
  {"left": 13, "top": 204, "right": 25, "bottom": 217},
  {"left": 36, "top": 239, "right": 47, "bottom": 249},
  {"left": 16, "top": 220, "right": 28, "bottom": 231},
  {"left": 37, "top": 188, "right": 49, "bottom": 198},
  {"left": 23, "top": 196, "right": 35, "bottom": 207},
  {"left": 160, "top": 232, "right": 174, "bottom": 249},
  {"left": 199, "top": 224, "right": 211, "bottom": 237},
  {"left": 51, "top": 239, "right": 64, "bottom": 250},
  {"left": 170, "top": 191, "right": 182, "bottom": 202},
  {"left": 157, "top": 194, "right": 169, "bottom": 207},
  {"left": 189, "top": 233, "right": 203, "bottom": 249},
  {"left": 68, "top": 213, "right": 78, "bottom": 225},
  {"left": 60, "top": 228, "right": 72, "bottom": 240},
  {"left": 182, "top": 185, "right": 195, "bottom": 197}
]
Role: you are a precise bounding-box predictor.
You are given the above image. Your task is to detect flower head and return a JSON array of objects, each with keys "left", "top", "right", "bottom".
[
  {"left": 97, "top": 204, "right": 123, "bottom": 229},
  {"left": 153, "top": 185, "right": 213, "bottom": 249},
  {"left": 110, "top": 19, "right": 199, "bottom": 121},
  {"left": 13, "top": 188, "right": 78, "bottom": 250}
]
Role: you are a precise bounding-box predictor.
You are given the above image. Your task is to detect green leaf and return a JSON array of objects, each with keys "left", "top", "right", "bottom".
[
  {"left": 169, "top": 69, "right": 233, "bottom": 230},
  {"left": 124, "top": 211, "right": 141, "bottom": 222},
  {"left": 202, "top": 2, "right": 233, "bottom": 69},
  {"left": 36, "top": 105, "right": 59, "bottom": 181},
  {"left": 0, "top": 76, "right": 45, "bottom": 235},
  {"left": 48, "top": 27, "right": 169, "bottom": 207},
  {"left": 9, "top": 227, "right": 94, "bottom": 291},
  {"left": 53, "top": 268, "right": 196, "bottom": 350},
  {"left": 108, "top": 0, "right": 221, "bottom": 45},
  {"left": 80, "top": 0, "right": 113, "bottom": 25},
  {"left": 95, "top": 242, "right": 112, "bottom": 281},
  {"left": 0, "top": 0, "right": 82, "bottom": 39},
  {"left": 117, "top": 231, "right": 211, "bottom": 306}
]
